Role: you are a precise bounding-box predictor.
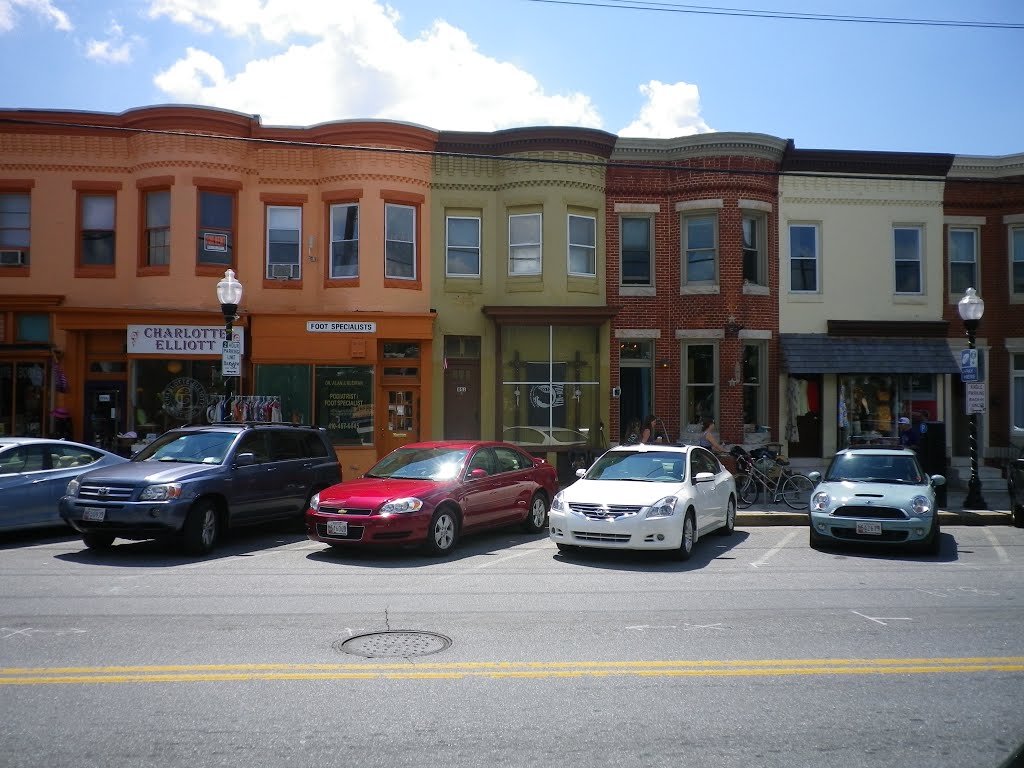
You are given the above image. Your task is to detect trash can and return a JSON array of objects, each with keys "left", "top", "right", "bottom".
[{"left": 918, "top": 421, "right": 947, "bottom": 508}]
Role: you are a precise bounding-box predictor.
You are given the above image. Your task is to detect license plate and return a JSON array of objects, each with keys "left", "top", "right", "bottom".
[
  {"left": 856, "top": 521, "right": 882, "bottom": 535},
  {"left": 326, "top": 520, "right": 348, "bottom": 536},
  {"left": 83, "top": 507, "right": 106, "bottom": 522}
]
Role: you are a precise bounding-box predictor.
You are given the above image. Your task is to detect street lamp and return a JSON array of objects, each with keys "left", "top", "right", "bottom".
[
  {"left": 216, "top": 269, "right": 244, "bottom": 415},
  {"left": 957, "top": 286, "right": 987, "bottom": 510}
]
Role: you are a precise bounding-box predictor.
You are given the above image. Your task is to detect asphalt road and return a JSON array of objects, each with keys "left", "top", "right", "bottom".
[{"left": 1, "top": 523, "right": 1023, "bottom": 768}]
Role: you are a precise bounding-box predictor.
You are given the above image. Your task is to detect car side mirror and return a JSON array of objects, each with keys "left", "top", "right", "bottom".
[
  {"left": 808, "top": 471, "right": 821, "bottom": 483},
  {"left": 694, "top": 471, "right": 714, "bottom": 483},
  {"left": 469, "top": 468, "right": 488, "bottom": 479},
  {"left": 930, "top": 474, "right": 946, "bottom": 486},
  {"left": 235, "top": 452, "right": 256, "bottom": 467},
  {"left": 575, "top": 468, "right": 586, "bottom": 478}
]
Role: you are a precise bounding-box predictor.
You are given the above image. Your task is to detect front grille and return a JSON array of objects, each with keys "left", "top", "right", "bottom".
[
  {"left": 315, "top": 523, "right": 364, "bottom": 541},
  {"left": 317, "top": 506, "right": 374, "bottom": 516},
  {"left": 830, "top": 527, "right": 908, "bottom": 543},
  {"left": 569, "top": 503, "right": 642, "bottom": 520},
  {"left": 78, "top": 484, "right": 135, "bottom": 502},
  {"left": 572, "top": 531, "right": 631, "bottom": 543},
  {"left": 832, "top": 505, "right": 907, "bottom": 520}
]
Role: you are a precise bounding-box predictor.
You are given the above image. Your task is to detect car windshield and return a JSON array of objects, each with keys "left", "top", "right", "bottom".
[
  {"left": 584, "top": 450, "right": 686, "bottom": 482},
  {"left": 825, "top": 454, "right": 924, "bottom": 484},
  {"left": 133, "top": 431, "right": 236, "bottom": 465},
  {"left": 365, "top": 447, "right": 470, "bottom": 480}
]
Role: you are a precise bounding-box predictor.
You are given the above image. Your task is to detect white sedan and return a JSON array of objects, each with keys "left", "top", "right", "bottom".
[{"left": 548, "top": 443, "right": 737, "bottom": 560}]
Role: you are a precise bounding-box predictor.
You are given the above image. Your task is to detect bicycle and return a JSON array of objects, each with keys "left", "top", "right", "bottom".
[{"left": 729, "top": 446, "right": 814, "bottom": 510}]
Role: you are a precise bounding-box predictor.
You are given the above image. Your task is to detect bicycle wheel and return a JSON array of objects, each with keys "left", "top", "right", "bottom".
[
  {"left": 735, "top": 472, "right": 759, "bottom": 508},
  {"left": 781, "top": 473, "right": 814, "bottom": 510}
]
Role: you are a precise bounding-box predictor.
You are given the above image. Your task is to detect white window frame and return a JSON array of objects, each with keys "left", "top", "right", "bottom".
[
  {"left": 329, "top": 203, "right": 359, "bottom": 279},
  {"left": 509, "top": 212, "right": 542, "bottom": 275},
  {"left": 567, "top": 213, "right": 596, "bottom": 277},
  {"left": 265, "top": 205, "right": 301, "bottom": 281},
  {"left": 741, "top": 212, "right": 767, "bottom": 287},
  {"left": 446, "top": 215, "right": 481, "bottom": 278},
  {"left": 682, "top": 213, "right": 718, "bottom": 286},
  {"left": 788, "top": 222, "right": 820, "bottom": 293},
  {"left": 619, "top": 215, "right": 653, "bottom": 287},
  {"left": 385, "top": 203, "right": 416, "bottom": 280},
  {"left": 894, "top": 224, "right": 924, "bottom": 295},
  {"left": 947, "top": 226, "right": 978, "bottom": 298},
  {"left": 1012, "top": 224, "right": 1024, "bottom": 298}
]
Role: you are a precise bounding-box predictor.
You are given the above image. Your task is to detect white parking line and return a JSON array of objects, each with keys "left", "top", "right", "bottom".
[
  {"left": 981, "top": 528, "right": 1010, "bottom": 563},
  {"left": 750, "top": 528, "right": 802, "bottom": 568}
]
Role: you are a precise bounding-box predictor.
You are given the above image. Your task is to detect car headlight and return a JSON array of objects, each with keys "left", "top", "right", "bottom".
[
  {"left": 139, "top": 483, "right": 183, "bottom": 501},
  {"left": 66, "top": 478, "right": 80, "bottom": 496},
  {"left": 811, "top": 491, "right": 830, "bottom": 512},
  {"left": 551, "top": 491, "right": 565, "bottom": 513},
  {"left": 910, "top": 495, "right": 932, "bottom": 516},
  {"left": 645, "top": 495, "right": 678, "bottom": 519},
  {"left": 309, "top": 492, "right": 321, "bottom": 511},
  {"left": 380, "top": 497, "right": 423, "bottom": 514}
]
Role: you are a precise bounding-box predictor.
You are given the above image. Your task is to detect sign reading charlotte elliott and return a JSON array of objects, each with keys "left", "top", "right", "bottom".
[{"left": 127, "top": 325, "right": 244, "bottom": 355}]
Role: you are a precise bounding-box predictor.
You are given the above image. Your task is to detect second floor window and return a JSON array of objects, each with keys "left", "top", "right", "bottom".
[
  {"left": 198, "top": 190, "right": 234, "bottom": 266},
  {"left": 509, "top": 213, "right": 541, "bottom": 275},
  {"left": 446, "top": 216, "right": 480, "bottom": 277},
  {"left": 789, "top": 223, "right": 819, "bottom": 292},
  {"left": 948, "top": 227, "right": 977, "bottom": 296},
  {"left": 144, "top": 190, "right": 170, "bottom": 267},
  {"left": 330, "top": 203, "right": 358, "bottom": 278},
  {"left": 1013, "top": 225, "right": 1024, "bottom": 296},
  {"left": 620, "top": 216, "right": 652, "bottom": 286},
  {"left": 742, "top": 213, "right": 766, "bottom": 286},
  {"left": 266, "top": 205, "right": 301, "bottom": 280},
  {"left": 568, "top": 214, "right": 596, "bottom": 276},
  {"left": 0, "top": 193, "right": 30, "bottom": 267},
  {"left": 81, "top": 193, "right": 115, "bottom": 266},
  {"left": 385, "top": 203, "right": 415, "bottom": 279},
  {"left": 894, "top": 225, "right": 923, "bottom": 294},
  {"left": 683, "top": 214, "right": 717, "bottom": 284}
]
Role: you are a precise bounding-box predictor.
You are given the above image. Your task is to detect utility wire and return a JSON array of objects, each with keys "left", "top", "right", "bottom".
[
  {"left": 524, "top": 0, "right": 1024, "bottom": 29},
  {"left": 1, "top": 116, "right": 1019, "bottom": 186}
]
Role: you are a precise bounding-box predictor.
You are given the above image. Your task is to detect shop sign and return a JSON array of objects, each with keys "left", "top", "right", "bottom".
[
  {"left": 127, "top": 325, "right": 244, "bottom": 355},
  {"left": 221, "top": 340, "right": 241, "bottom": 377},
  {"left": 306, "top": 321, "right": 376, "bottom": 333},
  {"left": 162, "top": 377, "right": 209, "bottom": 421},
  {"left": 965, "top": 381, "right": 986, "bottom": 414}
]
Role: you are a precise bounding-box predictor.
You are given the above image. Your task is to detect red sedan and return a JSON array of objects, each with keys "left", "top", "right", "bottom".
[{"left": 306, "top": 440, "right": 560, "bottom": 555}]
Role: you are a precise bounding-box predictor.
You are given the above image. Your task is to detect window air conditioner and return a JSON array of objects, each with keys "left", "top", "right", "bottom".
[
  {"left": 269, "top": 263, "right": 299, "bottom": 280},
  {"left": 0, "top": 250, "right": 25, "bottom": 266}
]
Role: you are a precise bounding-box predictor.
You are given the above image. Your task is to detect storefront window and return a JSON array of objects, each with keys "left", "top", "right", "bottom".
[
  {"left": 383, "top": 342, "right": 419, "bottom": 377},
  {"left": 840, "top": 374, "right": 935, "bottom": 448},
  {"left": 500, "top": 325, "right": 601, "bottom": 451},
  {"left": 315, "top": 365, "right": 374, "bottom": 446},
  {"left": 742, "top": 343, "right": 765, "bottom": 427},
  {"left": 133, "top": 359, "right": 226, "bottom": 434},
  {"left": 14, "top": 363, "right": 45, "bottom": 437},
  {"left": 684, "top": 344, "right": 716, "bottom": 426},
  {"left": 256, "top": 364, "right": 311, "bottom": 425}
]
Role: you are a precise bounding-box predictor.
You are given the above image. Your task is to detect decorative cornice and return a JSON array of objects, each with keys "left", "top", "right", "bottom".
[
  {"left": 948, "top": 153, "right": 1024, "bottom": 179},
  {"left": 611, "top": 132, "right": 788, "bottom": 163}
]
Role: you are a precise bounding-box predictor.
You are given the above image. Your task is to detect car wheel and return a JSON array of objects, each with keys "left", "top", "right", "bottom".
[
  {"left": 423, "top": 507, "right": 459, "bottom": 557},
  {"left": 914, "top": 520, "right": 941, "bottom": 555},
  {"left": 183, "top": 500, "right": 219, "bottom": 556},
  {"left": 523, "top": 493, "right": 548, "bottom": 533},
  {"left": 716, "top": 496, "right": 736, "bottom": 536},
  {"left": 82, "top": 532, "right": 115, "bottom": 550},
  {"left": 1013, "top": 499, "right": 1024, "bottom": 529},
  {"left": 673, "top": 511, "right": 696, "bottom": 561}
]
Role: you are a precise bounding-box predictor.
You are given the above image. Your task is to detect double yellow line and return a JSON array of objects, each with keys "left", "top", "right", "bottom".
[{"left": 3, "top": 657, "right": 1024, "bottom": 685}]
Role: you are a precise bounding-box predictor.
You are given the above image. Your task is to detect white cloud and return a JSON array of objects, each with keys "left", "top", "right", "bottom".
[
  {"left": 148, "top": 0, "right": 602, "bottom": 131},
  {"left": 85, "top": 19, "right": 135, "bottom": 64},
  {"left": 0, "top": 0, "right": 72, "bottom": 33},
  {"left": 618, "top": 80, "right": 714, "bottom": 139}
]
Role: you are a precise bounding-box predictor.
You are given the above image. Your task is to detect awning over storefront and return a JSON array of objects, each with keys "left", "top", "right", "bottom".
[{"left": 780, "top": 334, "right": 960, "bottom": 374}]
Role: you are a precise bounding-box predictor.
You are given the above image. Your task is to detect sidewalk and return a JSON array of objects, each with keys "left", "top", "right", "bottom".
[{"left": 736, "top": 486, "right": 1017, "bottom": 527}]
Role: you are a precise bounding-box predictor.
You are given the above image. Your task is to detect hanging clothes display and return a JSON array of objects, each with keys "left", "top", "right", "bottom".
[{"left": 786, "top": 378, "right": 801, "bottom": 442}]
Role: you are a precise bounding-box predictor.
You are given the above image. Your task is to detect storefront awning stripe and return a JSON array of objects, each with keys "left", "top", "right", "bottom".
[{"left": 779, "top": 334, "right": 960, "bottom": 374}]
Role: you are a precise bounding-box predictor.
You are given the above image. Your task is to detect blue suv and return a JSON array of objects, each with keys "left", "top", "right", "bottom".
[{"left": 60, "top": 422, "right": 341, "bottom": 555}]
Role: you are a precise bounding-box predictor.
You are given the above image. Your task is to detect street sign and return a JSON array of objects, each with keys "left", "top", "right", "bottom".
[
  {"left": 960, "top": 349, "right": 978, "bottom": 382},
  {"left": 221, "top": 339, "right": 241, "bottom": 377},
  {"left": 965, "top": 381, "right": 986, "bottom": 414}
]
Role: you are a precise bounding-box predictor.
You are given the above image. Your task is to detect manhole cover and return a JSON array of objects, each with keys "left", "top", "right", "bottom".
[{"left": 335, "top": 630, "right": 452, "bottom": 658}]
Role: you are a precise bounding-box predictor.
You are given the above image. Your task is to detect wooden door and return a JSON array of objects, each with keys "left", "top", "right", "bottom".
[
  {"left": 380, "top": 388, "right": 419, "bottom": 456},
  {"left": 444, "top": 360, "right": 480, "bottom": 439}
]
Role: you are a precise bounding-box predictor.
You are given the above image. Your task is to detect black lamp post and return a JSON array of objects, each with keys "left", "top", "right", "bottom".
[
  {"left": 216, "top": 269, "right": 244, "bottom": 415},
  {"left": 957, "top": 287, "right": 987, "bottom": 510}
]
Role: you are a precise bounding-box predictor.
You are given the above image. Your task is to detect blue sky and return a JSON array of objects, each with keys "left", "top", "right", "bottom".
[{"left": 0, "top": 0, "right": 1021, "bottom": 155}]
